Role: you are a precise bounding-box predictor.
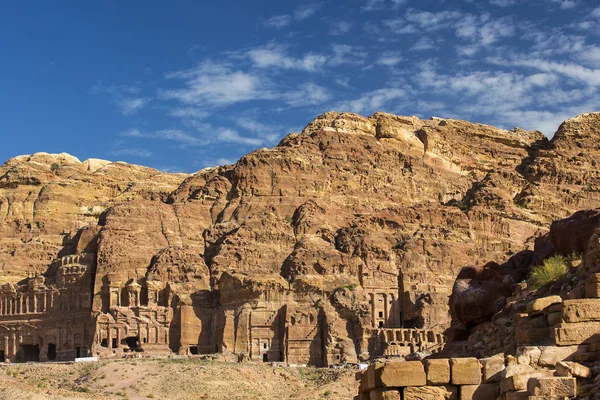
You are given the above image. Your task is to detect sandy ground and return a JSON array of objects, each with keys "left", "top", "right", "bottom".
[{"left": 0, "top": 359, "right": 359, "bottom": 400}]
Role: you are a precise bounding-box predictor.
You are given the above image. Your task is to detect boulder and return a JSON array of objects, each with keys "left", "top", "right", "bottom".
[
  {"left": 376, "top": 361, "right": 427, "bottom": 388},
  {"left": 450, "top": 358, "right": 482, "bottom": 385},
  {"left": 369, "top": 389, "right": 401, "bottom": 400},
  {"left": 555, "top": 361, "right": 591, "bottom": 378},
  {"left": 424, "top": 359, "right": 451, "bottom": 385},
  {"left": 527, "top": 376, "right": 576, "bottom": 397},
  {"left": 526, "top": 296, "right": 562, "bottom": 314},
  {"left": 459, "top": 383, "right": 498, "bottom": 400},
  {"left": 480, "top": 354, "right": 505, "bottom": 383},
  {"left": 403, "top": 386, "right": 457, "bottom": 400}
]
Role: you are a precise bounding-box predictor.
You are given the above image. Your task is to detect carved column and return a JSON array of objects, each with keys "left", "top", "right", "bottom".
[
  {"left": 369, "top": 293, "right": 375, "bottom": 328},
  {"left": 33, "top": 293, "right": 37, "bottom": 313},
  {"left": 11, "top": 330, "right": 16, "bottom": 359}
]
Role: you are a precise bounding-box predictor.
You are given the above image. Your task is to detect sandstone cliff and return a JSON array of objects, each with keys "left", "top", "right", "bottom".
[{"left": 0, "top": 112, "right": 598, "bottom": 365}]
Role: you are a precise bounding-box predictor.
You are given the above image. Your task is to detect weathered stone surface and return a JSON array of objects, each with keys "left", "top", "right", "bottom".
[
  {"left": 527, "top": 296, "right": 562, "bottom": 314},
  {"left": 459, "top": 384, "right": 498, "bottom": 400},
  {"left": 503, "top": 391, "right": 529, "bottom": 400},
  {"left": 527, "top": 377, "right": 576, "bottom": 397},
  {"left": 424, "top": 359, "right": 451, "bottom": 385},
  {"left": 480, "top": 354, "right": 505, "bottom": 383},
  {"left": 361, "top": 363, "right": 384, "bottom": 392},
  {"left": 450, "top": 358, "right": 482, "bottom": 385},
  {"left": 585, "top": 274, "right": 600, "bottom": 298},
  {"left": 554, "top": 322, "right": 600, "bottom": 345},
  {"left": 2, "top": 112, "right": 600, "bottom": 366},
  {"left": 555, "top": 361, "right": 591, "bottom": 378},
  {"left": 369, "top": 389, "right": 401, "bottom": 400},
  {"left": 515, "top": 347, "right": 541, "bottom": 366},
  {"left": 376, "top": 361, "right": 427, "bottom": 388},
  {"left": 538, "top": 345, "right": 588, "bottom": 367},
  {"left": 404, "top": 386, "right": 457, "bottom": 400},
  {"left": 561, "top": 299, "right": 600, "bottom": 323}
]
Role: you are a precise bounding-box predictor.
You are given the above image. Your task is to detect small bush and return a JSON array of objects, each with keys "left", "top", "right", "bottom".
[{"left": 528, "top": 255, "right": 568, "bottom": 290}]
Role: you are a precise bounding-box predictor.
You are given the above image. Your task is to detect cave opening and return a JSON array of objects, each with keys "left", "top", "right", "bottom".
[{"left": 47, "top": 343, "right": 56, "bottom": 361}]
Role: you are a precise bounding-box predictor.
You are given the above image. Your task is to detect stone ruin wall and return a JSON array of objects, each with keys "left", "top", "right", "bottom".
[{"left": 0, "top": 243, "right": 444, "bottom": 365}]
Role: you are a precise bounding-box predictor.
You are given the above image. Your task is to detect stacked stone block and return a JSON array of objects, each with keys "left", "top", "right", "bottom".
[{"left": 356, "top": 356, "right": 579, "bottom": 400}]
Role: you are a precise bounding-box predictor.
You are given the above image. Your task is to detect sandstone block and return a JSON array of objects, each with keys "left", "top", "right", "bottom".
[
  {"left": 554, "top": 322, "right": 600, "bottom": 345},
  {"left": 480, "top": 354, "right": 505, "bottom": 383},
  {"left": 424, "top": 359, "right": 451, "bottom": 385},
  {"left": 585, "top": 273, "right": 600, "bottom": 298},
  {"left": 562, "top": 298, "right": 600, "bottom": 323},
  {"left": 450, "top": 358, "right": 481, "bottom": 385},
  {"left": 555, "top": 360, "right": 591, "bottom": 378},
  {"left": 527, "top": 377, "right": 576, "bottom": 397},
  {"left": 376, "top": 361, "right": 426, "bottom": 388},
  {"left": 503, "top": 391, "right": 529, "bottom": 400},
  {"left": 500, "top": 371, "right": 547, "bottom": 393},
  {"left": 527, "top": 296, "right": 562, "bottom": 314},
  {"left": 369, "top": 389, "right": 401, "bottom": 400},
  {"left": 515, "top": 346, "right": 541, "bottom": 366},
  {"left": 362, "top": 363, "right": 383, "bottom": 392},
  {"left": 547, "top": 311, "right": 561, "bottom": 327},
  {"left": 404, "top": 386, "right": 457, "bottom": 400},
  {"left": 459, "top": 383, "right": 498, "bottom": 400},
  {"left": 538, "top": 345, "right": 588, "bottom": 367}
]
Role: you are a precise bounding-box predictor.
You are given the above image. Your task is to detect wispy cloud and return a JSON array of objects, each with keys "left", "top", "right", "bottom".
[
  {"left": 161, "top": 60, "right": 275, "bottom": 107},
  {"left": 244, "top": 44, "right": 328, "bottom": 72},
  {"left": 264, "top": 15, "right": 292, "bottom": 28},
  {"left": 335, "top": 88, "right": 406, "bottom": 114},
  {"left": 329, "top": 21, "right": 353, "bottom": 35},
  {"left": 294, "top": 4, "right": 321, "bottom": 20},
  {"left": 92, "top": 84, "right": 150, "bottom": 115},
  {"left": 111, "top": 147, "right": 153, "bottom": 158}
]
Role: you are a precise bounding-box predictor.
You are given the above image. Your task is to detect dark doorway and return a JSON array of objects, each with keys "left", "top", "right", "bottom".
[
  {"left": 100, "top": 339, "right": 108, "bottom": 348},
  {"left": 112, "top": 338, "right": 118, "bottom": 348},
  {"left": 378, "top": 321, "right": 384, "bottom": 328},
  {"left": 0, "top": 350, "right": 5, "bottom": 362},
  {"left": 47, "top": 343, "right": 56, "bottom": 361},
  {"left": 262, "top": 353, "right": 268, "bottom": 362},
  {"left": 21, "top": 345, "right": 40, "bottom": 362},
  {"left": 125, "top": 336, "right": 139, "bottom": 350},
  {"left": 75, "top": 347, "right": 81, "bottom": 358},
  {"left": 189, "top": 346, "right": 198, "bottom": 355}
]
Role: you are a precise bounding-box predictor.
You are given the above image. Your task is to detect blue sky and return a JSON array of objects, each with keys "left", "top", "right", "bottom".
[{"left": 1, "top": 1, "right": 599, "bottom": 172}]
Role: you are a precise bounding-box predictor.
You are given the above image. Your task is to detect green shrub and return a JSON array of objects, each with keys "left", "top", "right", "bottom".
[{"left": 528, "top": 255, "right": 568, "bottom": 290}]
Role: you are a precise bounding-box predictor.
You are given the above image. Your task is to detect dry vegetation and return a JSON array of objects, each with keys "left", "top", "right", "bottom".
[{"left": 0, "top": 358, "right": 357, "bottom": 400}]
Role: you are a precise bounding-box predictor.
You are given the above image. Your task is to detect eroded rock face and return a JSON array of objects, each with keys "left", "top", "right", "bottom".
[{"left": 0, "top": 112, "right": 598, "bottom": 365}]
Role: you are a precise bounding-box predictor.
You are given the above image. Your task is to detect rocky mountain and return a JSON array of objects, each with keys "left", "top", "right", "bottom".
[{"left": 0, "top": 111, "right": 598, "bottom": 366}]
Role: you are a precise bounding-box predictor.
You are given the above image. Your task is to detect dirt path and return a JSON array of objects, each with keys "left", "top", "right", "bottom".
[{"left": 0, "top": 359, "right": 358, "bottom": 400}]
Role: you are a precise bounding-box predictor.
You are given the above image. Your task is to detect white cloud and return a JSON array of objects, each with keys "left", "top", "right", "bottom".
[
  {"left": 328, "top": 44, "right": 369, "bottom": 67},
  {"left": 264, "top": 15, "right": 292, "bottom": 28},
  {"left": 294, "top": 4, "right": 321, "bottom": 20},
  {"left": 592, "top": 7, "right": 600, "bottom": 17},
  {"left": 335, "top": 88, "right": 406, "bottom": 114},
  {"left": 111, "top": 148, "right": 153, "bottom": 158},
  {"left": 122, "top": 126, "right": 264, "bottom": 148},
  {"left": 489, "top": 57, "right": 600, "bottom": 86},
  {"left": 410, "top": 37, "right": 436, "bottom": 51},
  {"left": 168, "top": 107, "right": 210, "bottom": 119},
  {"left": 405, "top": 9, "right": 463, "bottom": 29},
  {"left": 245, "top": 45, "right": 328, "bottom": 72},
  {"left": 376, "top": 52, "right": 403, "bottom": 66},
  {"left": 234, "top": 118, "right": 283, "bottom": 143},
  {"left": 489, "top": 0, "right": 517, "bottom": 6},
  {"left": 115, "top": 97, "right": 150, "bottom": 115},
  {"left": 161, "top": 61, "right": 275, "bottom": 107},
  {"left": 218, "top": 129, "right": 264, "bottom": 146},
  {"left": 329, "top": 21, "right": 353, "bottom": 35},
  {"left": 283, "top": 82, "right": 331, "bottom": 107}
]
